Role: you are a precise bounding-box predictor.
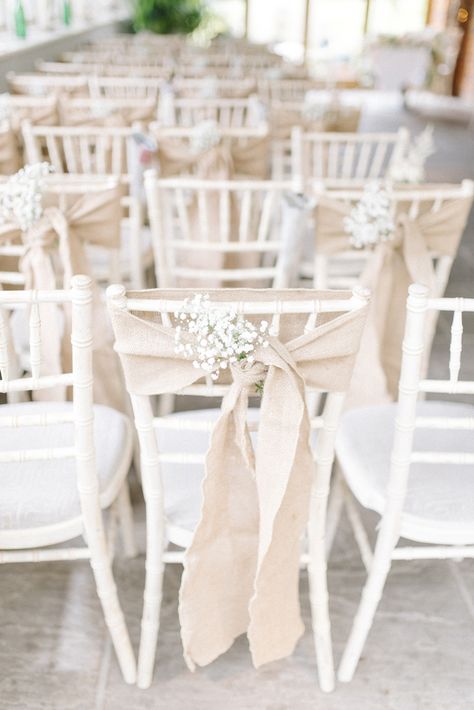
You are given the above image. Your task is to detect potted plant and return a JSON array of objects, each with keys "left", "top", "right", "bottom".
[{"left": 131, "top": 0, "right": 204, "bottom": 35}]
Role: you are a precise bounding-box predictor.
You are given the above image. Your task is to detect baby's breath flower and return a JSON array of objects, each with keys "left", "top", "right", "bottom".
[
  {"left": 0, "top": 162, "right": 54, "bottom": 231},
  {"left": 388, "top": 125, "right": 435, "bottom": 184},
  {"left": 190, "top": 120, "right": 222, "bottom": 154},
  {"left": 344, "top": 182, "right": 395, "bottom": 250},
  {"left": 174, "top": 294, "right": 271, "bottom": 381}
]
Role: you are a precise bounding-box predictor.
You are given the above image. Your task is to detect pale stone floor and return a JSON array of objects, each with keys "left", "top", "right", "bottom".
[{"left": 1, "top": 96, "right": 474, "bottom": 709}]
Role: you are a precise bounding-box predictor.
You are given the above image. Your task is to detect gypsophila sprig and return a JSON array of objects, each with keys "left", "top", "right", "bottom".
[
  {"left": 389, "top": 125, "right": 435, "bottom": 184},
  {"left": 344, "top": 182, "right": 394, "bottom": 249},
  {"left": 0, "top": 162, "right": 54, "bottom": 231},
  {"left": 190, "top": 120, "right": 222, "bottom": 154},
  {"left": 174, "top": 294, "right": 274, "bottom": 381}
]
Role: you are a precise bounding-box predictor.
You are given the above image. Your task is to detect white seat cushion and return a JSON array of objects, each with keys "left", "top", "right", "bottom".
[
  {"left": 0, "top": 401, "right": 132, "bottom": 533},
  {"left": 336, "top": 401, "right": 474, "bottom": 544},
  {"left": 157, "top": 408, "right": 260, "bottom": 544}
]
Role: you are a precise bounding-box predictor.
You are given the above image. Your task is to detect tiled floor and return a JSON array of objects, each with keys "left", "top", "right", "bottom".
[{"left": 1, "top": 96, "right": 474, "bottom": 709}]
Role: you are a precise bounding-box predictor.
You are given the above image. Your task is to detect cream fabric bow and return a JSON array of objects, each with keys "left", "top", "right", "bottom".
[
  {"left": 315, "top": 194, "right": 473, "bottom": 404},
  {"left": 0, "top": 187, "right": 127, "bottom": 410},
  {"left": 110, "top": 288, "right": 368, "bottom": 669}
]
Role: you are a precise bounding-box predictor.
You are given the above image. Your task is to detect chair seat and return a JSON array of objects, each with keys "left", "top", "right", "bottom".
[
  {"left": 0, "top": 401, "right": 132, "bottom": 547},
  {"left": 157, "top": 407, "right": 260, "bottom": 547},
  {"left": 336, "top": 401, "right": 474, "bottom": 545}
]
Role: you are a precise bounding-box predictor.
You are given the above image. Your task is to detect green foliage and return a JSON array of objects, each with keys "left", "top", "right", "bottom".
[{"left": 132, "top": 0, "right": 204, "bottom": 35}]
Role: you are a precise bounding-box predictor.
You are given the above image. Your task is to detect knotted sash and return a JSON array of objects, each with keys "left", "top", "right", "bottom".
[
  {"left": 0, "top": 186, "right": 127, "bottom": 410},
  {"left": 0, "top": 124, "right": 21, "bottom": 175},
  {"left": 110, "top": 287, "right": 368, "bottom": 668},
  {"left": 315, "top": 193, "right": 473, "bottom": 404}
]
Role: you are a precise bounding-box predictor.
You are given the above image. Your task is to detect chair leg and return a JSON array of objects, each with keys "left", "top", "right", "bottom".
[
  {"left": 137, "top": 496, "right": 165, "bottom": 689},
  {"left": 307, "top": 484, "right": 335, "bottom": 693},
  {"left": 117, "top": 482, "right": 137, "bottom": 559},
  {"left": 87, "top": 530, "right": 137, "bottom": 684},
  {"left": 337, "top": 504, "right": 399, "bottom": 683},
  {"left": 325, "top": 467, "right": 345, "bottom": 558}
]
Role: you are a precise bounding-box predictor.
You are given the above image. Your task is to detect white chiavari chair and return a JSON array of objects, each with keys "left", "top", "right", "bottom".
[
  {"left": 335, "top": 283, "right": 474, "bottom": 681},
  {"left": 173, "top": 77, "right": 256, "bottom": 99},
  {"left": 21, "top": 121, "right": 152, "bottom": 289},
  {"left": 88, "top": 75, "right": 164, "bottom": 101},
  {"left": 36, "top": 60, "right": 172, "bottom": 80},
  {"left": 0, "top": 276, "right": 136, "bottom": 682},
  {"left": 60, "top": 50, "right": 174, "bottom": 67},
  {"left": 157, "top": 96, "right": 264, "bottom": 128},
  {"left": 58, "top": 96, "right": 157, "bottom": 126},
  {"left": 270, "top": 98, "right": 363, "bottom": 181},
  {"left": 106, "top": 284, "right": 370, "bottom": 690},
  {"left": 291, "top": 127, "right": 410, "bottom": 191},
  {"left": 257, "top": 78, "right": 349, "bottom": 103},
  {"left": 7, "top": 72, "right": 88, "bottom": 97},
  {"left": 144, "top": 173, "right": 297, "bottom": 289}
]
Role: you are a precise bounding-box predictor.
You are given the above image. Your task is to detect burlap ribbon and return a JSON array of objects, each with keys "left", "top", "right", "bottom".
[
  {"left": 0, "top": 124, "right": 21, "bottom": 175},
  {"left": 315, "top": 194, "right": 473, "bottom": 403},
  {"left": 59, "top": 102, "right": 155, "bottom": 127},
  {"left": 0, "top": 187, "right": 127, "bottom": 410},
  {"left": 269, "top": 105, "right": 361, "bottom": 140},
  {"left": 110, "top": 287, "right": 368, "bottom": 668},
  {"left": 7, "top": 101, "right": 59, "bottom": 134}
]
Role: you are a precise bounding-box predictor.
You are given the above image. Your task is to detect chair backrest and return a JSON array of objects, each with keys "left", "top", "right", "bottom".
[
  {"left": 0, "top": 274, "right": 92, "bottom": 413},
  {"left": 258, "top": 78, "right": 344, "bottom": 103},
  {"left": 37, "top": 60, "right": 172, "bottom": 80},
  {"left": 21, "top": 121, "right": 137, "bottom": 178},
  {"left": 106, "top": 285, "right": 369, "bottom": 533},
  {"left": 60, "top": 50, "right": 173, "bottom": 66},
  {"left": 0, "top": 174, "right": 123, "bottom": 288},
  {"left": 292, "top": 127, "right": 410, "bottom": 189},
  {"left": 58, "top": 96, "right": 157, "bottom": 125},
  {"left": 0, "top": 94, "right": 58, "bottom": 125},
  {"left": 88, "top": 76, "right": 163, "bottom": 100},
  {"left": 178, "top": 52, "right": 282, "bottom": 69},
  {"left": 7, "top": 72, "right": 88, "bottom": 97},
  {"left": 144, "top": 172, "right": 297, "bottom": 288},
  {"left": 311, "top": 181, "right": 474, "bottom": 294},
  {"left": 173, "top": 77, "right": 256, "bottom": 99},
  {"left": 157, "top": 96, "right": 263, "bottom": 128},
  {"left": 384, "top": 283, "right": 474, "bottom": 542}
]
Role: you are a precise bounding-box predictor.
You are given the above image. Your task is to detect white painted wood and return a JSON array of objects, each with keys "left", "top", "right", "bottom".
[
  {"left": 145, "top": 172, "right": 295, "bottom": 289},
  {"left": 292, "top": 127, "right": 410, "bottom": 189}
]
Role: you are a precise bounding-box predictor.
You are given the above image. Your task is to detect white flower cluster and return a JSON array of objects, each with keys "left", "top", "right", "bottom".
[
  {"left": 174, "top": 294, "right": 273, "bottom": 380},
  {"left": 200, "top": 76, "right": 218, "bottom": 99},
  {"left": 302, "top": 91, "right": 327, "bottom": 123},
  {"left": 389, "top": 125, "right": 435, "bottom": 184},
  {"left": 190, "top": 120, "right": 222, "bottom": 154},
  {"left": 0, "top": 162, "right": 53, "bottom": 231},
  {"left": 344, "top": 182, "right": 395, "bottom": 249}
]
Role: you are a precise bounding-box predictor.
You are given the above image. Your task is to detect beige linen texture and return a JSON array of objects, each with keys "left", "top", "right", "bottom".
[
  {"left": 314, "top": 195, "right": 473, "bottom": 404},
  {"left": 0, "top": 185, "right": 127, "bottom": 410}
]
